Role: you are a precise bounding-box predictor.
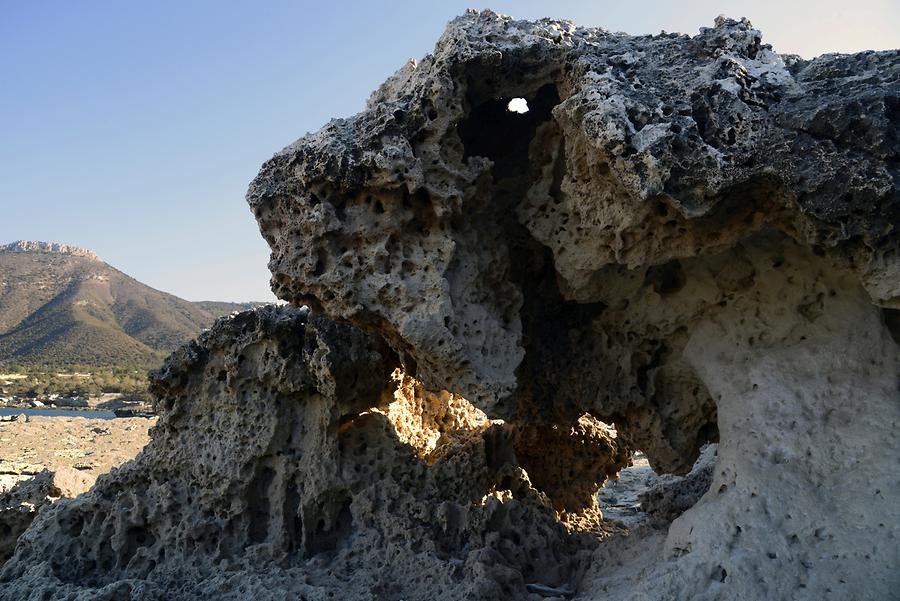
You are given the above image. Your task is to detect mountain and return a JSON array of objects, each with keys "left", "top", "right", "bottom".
[{"left": 0, "top": 241, "right": 263, "bottom": 366}]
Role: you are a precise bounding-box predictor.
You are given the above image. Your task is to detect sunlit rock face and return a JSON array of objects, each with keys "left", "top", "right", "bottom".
[{"left": 2, "top": 10, "right": 898, "bottom": 601}]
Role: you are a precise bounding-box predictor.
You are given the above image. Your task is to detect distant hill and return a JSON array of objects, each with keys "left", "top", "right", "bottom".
[{"left": 0, "top": 241, "right": 264, "bottom": 366}]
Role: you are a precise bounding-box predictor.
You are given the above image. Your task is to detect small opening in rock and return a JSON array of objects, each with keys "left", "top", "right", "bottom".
[
  {"left": 597, "top": 450, "right": 655, "bottom": 528},
  {"left": 645, "top": 260, "right": 686, "bottom": 296},
  {"left": 507, "top": 97, "right": 529, "bottom": 113},
  {"left": 458, "top": 83, "right": 559, "bottom": 180},
  {"left": 600, "top": 445, "right": 716, "bottom": 529}
]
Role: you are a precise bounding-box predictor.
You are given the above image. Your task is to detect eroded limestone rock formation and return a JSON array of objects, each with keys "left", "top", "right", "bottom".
[
  {"left": 245, "top": 10, "right": 899, "bottom": 599},
  {"left": 249, "top": 12, "right": 899, "bottom": 477},
  {"left": 2, "top": 10, "right": 898, "bottom": 601},
  {"left": 1, "top": 307, "right": 620, "bottom": 599}
]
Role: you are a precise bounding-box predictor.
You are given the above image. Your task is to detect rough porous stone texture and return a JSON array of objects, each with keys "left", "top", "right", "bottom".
[
  {"left": 586, "top": 235, "right": 900, "bottom": 599},
  {"left": 244, "top": 10, "right": 899, "bottom": 600},
  {"left": 0, "top": 307, "right": 617, "bottom": 600},
  {"left": 3, "top": 10, "right": 899, "bottom": 601},
  {"left": 249, "top": 12, "right": 898, "bottom": 475},
  {"left": 0, "top": 469, "right": 93, "bottom": 563}
]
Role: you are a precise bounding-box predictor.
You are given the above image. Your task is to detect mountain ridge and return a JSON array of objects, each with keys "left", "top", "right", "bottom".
[
  {"left": 1, "top": 240, "right": 101, "bottom": 261},
  {"left": 0, "top": 241, "right": 265, "bottom": 366}
]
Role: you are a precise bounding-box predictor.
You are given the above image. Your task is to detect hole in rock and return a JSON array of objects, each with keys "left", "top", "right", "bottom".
[
  {"left": 304, "top": 495, "right": 354, "bottom": 557},
  {"left": 460, "top": 81, "right": 616, "bottom": 428},
  {"left": 598, "top": 445, "right": 715, "bottom": 529},
  {"left": 597, "top": 450, "right": 657, "bottom": 528},
  {"left": 645, "top": 260, "right": 687, "bottom": 296},
  {"left": 247, "top": 466, "right": 275, "bottom": 543},
  {"left": 507, "top": 97, "right": 529, "bottom": 113},
  {"left": 458, "top": 83, "right": 559, "bottom": 179},
  {"left": 457, "top": 77, "right": 720, "bottom": 485}
]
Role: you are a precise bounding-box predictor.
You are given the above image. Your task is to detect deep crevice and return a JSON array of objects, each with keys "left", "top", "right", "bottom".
[{"left": 883, "top": 308, "right": 900, "bottom": 345}]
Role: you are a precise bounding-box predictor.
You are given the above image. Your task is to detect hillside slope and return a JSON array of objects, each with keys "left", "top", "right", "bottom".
[{"left": 0, "top": 241, "right": 260, "bottom": 366}]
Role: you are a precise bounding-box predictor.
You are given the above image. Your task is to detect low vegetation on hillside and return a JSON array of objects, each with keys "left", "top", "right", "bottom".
[
  {"left": 0, "top": 364, "right": 151, "bottom": 400},
  {"left": 0, "top": 243, "right": 263, "bottom": 367}
]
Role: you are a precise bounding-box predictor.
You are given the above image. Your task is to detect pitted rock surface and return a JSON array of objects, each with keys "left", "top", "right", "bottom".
[
  {"left": 0, "top": 306, "right": 611, "bottom": 600},
  {"left": 0, "top": 469, "right": 93, "bottom": 563},
  {"left": 249, "top": 11, "right": 899, "bottom": 446},
  {"left": 584, "top": 234, "right": 900, "bottom": 600},
  {"left": 242, "top": 10, "right": 899, "bottom": 599}
]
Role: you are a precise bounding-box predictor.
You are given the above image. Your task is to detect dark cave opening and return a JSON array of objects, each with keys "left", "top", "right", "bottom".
[
  {"left": 457, "top": 82, "right": 610, "bottom": 424},
  {"left": 456, "top": 78, "right": 719, "bottom": 481},
  {"left": 457, "top": 83, "right": 560, "bottom": 180}
]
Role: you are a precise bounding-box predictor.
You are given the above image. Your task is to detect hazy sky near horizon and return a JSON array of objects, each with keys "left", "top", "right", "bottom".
[{"left": 2, "top": 1, "right": 898, "bottom": 301}]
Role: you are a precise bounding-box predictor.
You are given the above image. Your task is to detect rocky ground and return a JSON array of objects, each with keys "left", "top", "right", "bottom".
[
  {"left": 0, "top": 415, "right": 155, "bottom": 492},
  {"left": 0, "top": 414, "right": 155, "bottom": 568},
  {"left": 597, "top": 453, "right": 655, "bottom": 528}
]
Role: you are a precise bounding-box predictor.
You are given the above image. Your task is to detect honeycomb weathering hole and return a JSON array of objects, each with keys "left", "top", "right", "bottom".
[{"left": 507, "top": 97, "right": 529, "bottom": 113}]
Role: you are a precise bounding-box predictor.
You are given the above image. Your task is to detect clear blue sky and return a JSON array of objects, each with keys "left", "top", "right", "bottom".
[{"left": 2, "top": 1, "right": 897, "bottom": 301}]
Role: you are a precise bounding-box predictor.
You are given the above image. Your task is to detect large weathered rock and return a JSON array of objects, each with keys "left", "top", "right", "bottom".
[
  {"left": 249, "top": 12, "right": 898, "bottom": 475},
  {"left": 242, "top": 10, "right": 900, "bottom": 600},
  {"left": 0, "top": 306, "right": 616, "bottom": 599},
  {"left": 4, "top": 10, "right": 898, "bottom": 601},
  {"left": 585, "top": 235, "right": 900, "bottom": 599}
]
